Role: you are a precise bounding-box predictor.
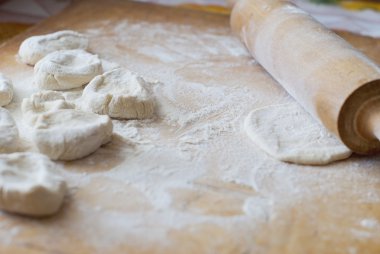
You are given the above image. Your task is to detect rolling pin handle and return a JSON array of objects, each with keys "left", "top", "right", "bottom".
[
  {"left": 356, "top": 98, "right": 380, "bottom": 143},
  {"left": 231, "top": 0, "right": 380, "bottom": 154}
]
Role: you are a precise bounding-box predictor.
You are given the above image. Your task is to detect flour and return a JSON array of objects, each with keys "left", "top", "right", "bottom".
[
  {"left": 56, "top": 20, "right": 371, "bottom": 250},
  {"left": 360, "top": 218, "right": 379, "bottom": 229},
  {"left": 0, "top": 223, "right": 20, "bottom": 246},
  {"left": 1, "top": 13, "right": 380, "bottom": 253},
  {"left": 101, "top": 59, "right": 121, "bottom": 73},
  {"left": 113, "top": 21, "right": 247, "bottom": 64},
  {"left": 242, "top": 197, "right": 272, "bottom": 220}
]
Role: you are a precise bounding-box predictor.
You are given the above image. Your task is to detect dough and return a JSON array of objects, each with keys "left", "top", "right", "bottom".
[
  {"left": 0, "top": 108, "right": 19, "bottom": 153},
  {"left": 18, "top": 30, "right": 88, "bottom": 66},
  {"left": 34, "top": 49, "right": 102, "bottom": 91},
  {"left": 0, "top": 73, "right": 13, "bottom": 106},
  {"left": 22, "top": 91, "right": 113, "bottom": 160},
  {"left": 244, "top": 103, "right": 352, "bottom": 165},
  {"left": 0, "top": 152, "right": 67, "bottom": 217},
  {"left": 21, "top": 90, "right": 75, "bottom": 125},
  {"left": 32, "top": 109, "right": 113, "bottom": 161},
  {"left": 79, "top": 68, "right": 155, "bottom": 119},
  {"left": 101, "top": 59, "right": 121, "bottom": 72}
]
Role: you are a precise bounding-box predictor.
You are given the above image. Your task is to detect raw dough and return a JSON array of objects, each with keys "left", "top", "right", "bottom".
[
  {"left": 0, "top": 108, "right": 19, "bottom": 153},
  {"left": 0, "top": 152, "right": 66, "bottom": 217},
  {"left": 101, "top": 59, "right": 121, "bottom": 72},
  {"left": 34, "top": 49, "right": 102, "bottom": 90},
  {"left": 244, "top": 103, "right": 352, "bottom": 165},
  {"left": 18, "top": 30, "right": 88, "bottom": 65},
  {"left": 32, "top": 109, "right": 113, "bottom": 161},
  {"left": 21, "top": 90, "right": 75, "bottom": 125},
  {"left": 22, "top": 91, "right": 113, "bottom": 160},
  {"left": 0, "top": 73, "right": 13, "bottom": 106},
  {"left": 79, "top": 68, "right": 155, "bottom": 119}
]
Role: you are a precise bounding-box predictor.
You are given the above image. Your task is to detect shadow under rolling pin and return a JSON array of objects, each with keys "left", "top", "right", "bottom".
[{"left": 230, "top": 0, "right": 380, "bottom": 155}]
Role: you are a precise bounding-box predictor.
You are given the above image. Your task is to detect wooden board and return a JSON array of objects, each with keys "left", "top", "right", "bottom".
[{"left": 1, "top": 0, "right": 380, "bottom": 253}]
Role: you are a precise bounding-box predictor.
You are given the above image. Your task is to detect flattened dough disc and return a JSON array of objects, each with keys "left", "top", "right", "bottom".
[{"left": 244, "top": 103, "right": 352, "bottom": 165}]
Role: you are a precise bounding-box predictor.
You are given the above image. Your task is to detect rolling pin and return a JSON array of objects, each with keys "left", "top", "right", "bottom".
[{"left": 229, "top": 0, "right": 380, "bottom": 155}]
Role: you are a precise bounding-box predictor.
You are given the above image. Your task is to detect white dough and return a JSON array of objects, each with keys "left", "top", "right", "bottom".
[
  {"left": 22, "top": 91, "right": 112, "bottom": 160},
  {"left": 101, "top": 59, "right": 121, "bottom": 73},
  {"left": 0, "top": 108, "right": 19, "bottom": 153},
  {"left": 32, "top": 109, "right": 113, "bottom": 161},
  {"left": 18, "top": 30, "right": 88, "bottom": 66},
  {"left": 21, "top": 90, "right": 75, "bottom": 125},
  {"left": 244, "top": 103, "right": 352, "bottom": 165},
  {"left": 80, "top": 68, "right": 155, "bottom": 119},
  {"left": 34, "top": 49, "right": 102, "bottom": 91},
  {"left": 0, "top": 73, "right": 13, "bottom": 106},
  {"left": 0, "top": 152, "right": 66, "bottom": 217}
]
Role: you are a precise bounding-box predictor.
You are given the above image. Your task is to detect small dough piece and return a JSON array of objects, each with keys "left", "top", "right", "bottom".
[
  {"left": 32, "top": 109, "right": 113, "bottom": 161},
  {"left": 21, "top": 90, "right": 75, "bottom": 125},
  {"left": 0, "top": 108, "right": 19, "bottom": 153},
  {"left": 18, "top": 30, "right": 88, "bottom": 65},
  {"left": 0, "top": 74, "right": 13, "bottom": 106},
  {"left": 80, "top": 68, "right": 155, "bottom": 119},
  {"left": 244, "top": 103, "right": 352, "bottom": 165},
  {"left": 34, "top": 49, "right": 102, "bottom": 91},
  {"left": 22, "top": 91, "right": 112, "bottom": 160},
  {"left": 0, "top": 152, "right": 66, "bottom": 217}
]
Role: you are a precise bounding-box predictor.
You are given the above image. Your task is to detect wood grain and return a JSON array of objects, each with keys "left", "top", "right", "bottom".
[
  {"left": 0, "top": 23, "right": 31, "bottom": 45},
  {"left": 231, "top": 0, "right": 380, "bottom": 154},
  {"left": 0, "top": 0, "right": 380, "bottom": 253}
]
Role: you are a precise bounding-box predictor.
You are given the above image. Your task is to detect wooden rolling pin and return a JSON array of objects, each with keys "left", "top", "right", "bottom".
[{"left": 230, "top": 0, "right": 380, "bottom": 155}]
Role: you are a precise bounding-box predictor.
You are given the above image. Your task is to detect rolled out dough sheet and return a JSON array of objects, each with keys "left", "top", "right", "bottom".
[{"left": 244, "top": 103, "right": 352, "bottom": 165}]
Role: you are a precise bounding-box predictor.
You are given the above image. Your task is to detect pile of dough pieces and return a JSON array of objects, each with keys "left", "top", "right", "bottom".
[{"left": 0, "top": 30, "right": 156, "bottom": 217}]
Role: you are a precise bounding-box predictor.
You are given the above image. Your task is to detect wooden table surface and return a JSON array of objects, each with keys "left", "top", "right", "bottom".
[{"left": 1, "top": 0, "right": 380, "bottom": 253}]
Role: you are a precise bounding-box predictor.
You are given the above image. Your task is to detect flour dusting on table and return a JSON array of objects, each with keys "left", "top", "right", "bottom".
[{"left": 1, "top": 5, "right": 380, "bottom": 253}]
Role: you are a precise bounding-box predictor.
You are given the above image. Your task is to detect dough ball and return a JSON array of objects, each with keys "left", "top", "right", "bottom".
[
  {"left": 0, "top": 108, "right": 19, "bottom": 153},
  {"left": 18, "top": 30, "right": 88, "bottom": 66},
  {"left": 32, "top": 109, "right": 113, "bottom": 161},
  {"left": 244, "top": 103, "right": 352, "bottom": 165},
  {"left": 21, "top": 90, "right": 75, "bottom": 125},
  {"left": 22, "top": 91, "right": 112, "bottom": 160},
  {"left": 101, "top": 59, "right": 121, "bottom": 73},
  {"left": 34, "top": 49, "right": 102, "bottom": 91},
  {"left": 0, "top": 152, "right": 67, "bottom": 217},
  {"left": 80, "top": 68, "right": 155, "bottom": 119},
  {"left": 0, "top": 74, "right": 13, "bottom": 107}
]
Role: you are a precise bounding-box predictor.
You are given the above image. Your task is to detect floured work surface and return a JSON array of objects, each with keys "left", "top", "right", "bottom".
[{"left": 1, "top": 0, "right": 380, "bottom": 253}]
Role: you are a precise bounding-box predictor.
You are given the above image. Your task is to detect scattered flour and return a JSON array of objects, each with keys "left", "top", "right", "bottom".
[
  {"left": 360, "top": 218, "right": 379, "bottom": 229},
  {"left": 0, "top": 14, "right": 379, "bottom": 253}
]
